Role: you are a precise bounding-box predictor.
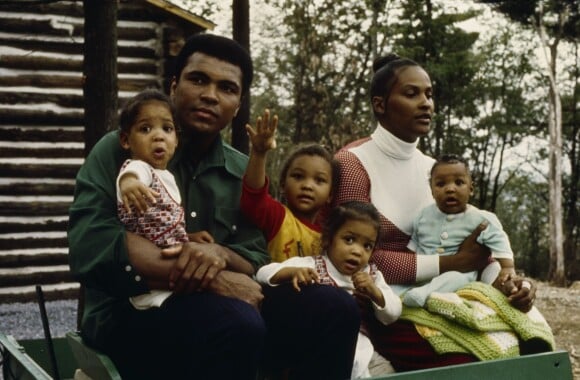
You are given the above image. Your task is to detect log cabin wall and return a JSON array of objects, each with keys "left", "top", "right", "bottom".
[{"left": 0, "top": 0, "right": 210, "bottom": 302}]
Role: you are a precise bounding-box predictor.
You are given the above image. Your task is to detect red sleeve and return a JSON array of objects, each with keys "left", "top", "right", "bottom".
[
  {"left": 333, "top": 148, "right": 418, "bottom": 284},
  {"left": 333, "top": 149, "right": 372, "bottom": 205},
  {"left": 240, "top": 176, "right": 285, "bottom": 242}
]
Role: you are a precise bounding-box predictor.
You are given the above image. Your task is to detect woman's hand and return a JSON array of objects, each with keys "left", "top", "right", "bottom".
[
  {"left": 494, "top": 274, "right": 536, "bottom": 313},
  {"left": 440, "top": 222, "right": 491, "bottom": 274}
]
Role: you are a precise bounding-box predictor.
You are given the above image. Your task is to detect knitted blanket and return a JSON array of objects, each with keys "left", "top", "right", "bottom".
[{"left": 400, "top": 282, "right": 555, "bottom": 361}]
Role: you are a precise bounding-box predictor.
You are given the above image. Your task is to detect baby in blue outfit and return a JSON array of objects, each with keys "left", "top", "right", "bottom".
[{"left": 404, "top": 154, "right": 515, "bottom": 307}]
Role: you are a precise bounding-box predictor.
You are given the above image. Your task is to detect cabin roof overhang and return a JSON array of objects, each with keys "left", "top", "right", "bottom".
[{"left": 144, "top": 0, "right": 215, "bottom": 30}]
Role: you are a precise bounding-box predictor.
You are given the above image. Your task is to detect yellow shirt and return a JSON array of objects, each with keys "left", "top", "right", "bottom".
[{"left": 267, "top": 204, "right": 321, "bottom": 262}]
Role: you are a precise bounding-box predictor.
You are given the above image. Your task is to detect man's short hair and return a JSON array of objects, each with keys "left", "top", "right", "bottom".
[{"left": 173, "top": 33, "right": 253, "bottom": 96}]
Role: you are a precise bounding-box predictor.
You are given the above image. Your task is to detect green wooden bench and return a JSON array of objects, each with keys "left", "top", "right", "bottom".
[
  {"left": 371, "top": 350, "right": 573, "bottom": 379},
  {"left": 66, "top": 333, "right": 571, "bottom": 380},
  {"left": 0, "top": 333, "right": 53, "bottom": 380},
  {"left": 0, "top": 332, "right": 121, "bottom": 380},
  {"left": 1, "top": 331, "right": 573, "bottom": 380},
  {"left": 65, "top": 332, "right": 121, "bottom": 380}
]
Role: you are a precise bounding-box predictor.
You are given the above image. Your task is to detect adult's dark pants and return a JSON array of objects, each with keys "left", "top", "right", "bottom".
[
  {"left": 101, "top": 292, "right": 266, "bottom": 380},
  {"left": 261, "top": 284, "right": 360, "bottom": 380}
]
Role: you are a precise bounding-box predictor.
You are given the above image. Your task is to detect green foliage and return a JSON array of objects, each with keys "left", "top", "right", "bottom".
[
  {"left": 386, "top": 0, "right": 482, "bottom": 157},
  {"left": 476, "top": 0, "right": 580, "bottom": 42},
  {"left": 495, "top": 175, "right": 550, "bottom": 279},
  {"left": 475, "top": 0, "right": 580, "bottom": 282},
  {"left": 463, "top": 24, "right": 543, "bottom": 210},
  {"left": 179, "top": 0, "right": 222, "bottom": 19},
  {"left": 476, "top": 0, "right": 537, "bottom": 24},
  {"left": 258, "top": 0, "right": 380, "bottom": 152}
]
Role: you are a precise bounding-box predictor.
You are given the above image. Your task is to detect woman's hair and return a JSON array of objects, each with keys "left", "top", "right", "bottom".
[
  {"left": 173, "top": 33, "right": 253, "bottom": 96},
  {"left": 370, "top": 53, "right": 422, "bottom": 109},
  {"left": 278, "top": 143, "right": 340, "bottom": 197},
  {"left": 321, "top": 201, "right": 381, "bottom": 252},
  {"left": 430, "top": 153, "right": 471, "bottom": 180},
  {"left": 118, "top": 89, "right": 174, "bottom": 133}
]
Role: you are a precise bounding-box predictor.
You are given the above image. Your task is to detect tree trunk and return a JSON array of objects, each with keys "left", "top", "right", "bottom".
[
  {"left": 538, "top": 12, "right": 566, "bottom": 285},
  {"left": 83, "top": 0, "right": 118, "bottom": 156},
  {"left": 547, "top": 85, "right": 566, "bottom": 286},
  {"left": 564, "top": 42, "right": 580, "bottom": 280},
  {"left": 231, "top": 0, "right": 250, "bottom": 154},
  {"left": 80, "top": 0, "right": 118, "bottom": 329}
]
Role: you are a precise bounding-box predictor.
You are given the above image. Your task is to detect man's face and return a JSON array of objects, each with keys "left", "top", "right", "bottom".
[{"left": 170, "top": 52, "right": 242, "bottom": 138}]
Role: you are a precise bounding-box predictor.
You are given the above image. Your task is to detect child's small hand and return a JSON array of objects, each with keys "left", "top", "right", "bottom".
[
  {"left": 494, "top": 267, "right": 518, "bottom": 296},
  {"left": 291, "top": 267, "right": 320, "bottom": 292},
  {"left": 245, "top": 109, "right": 278, "bottom": 154},
  {"left": 498, "top": 267, "right": 516, "bottom": 285},
  {"left": 496, "top": 275, "right": 517, "bottom": 296},
  {"left": 353, "top": 272, "right": 385, "bottom": 307},
  {"left": 119, "top": 175, "right": 159, "bottom": 214},
  {"left": 352, "top": 271, "right": 373, "bottom": 297},
  {"left": 188, "top": 231, "right": 214, "bottom": 244}
]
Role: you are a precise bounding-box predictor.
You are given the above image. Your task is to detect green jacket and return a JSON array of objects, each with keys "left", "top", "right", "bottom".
[{"left": 68, "top": 130, "right": 268, "bottom": 347}]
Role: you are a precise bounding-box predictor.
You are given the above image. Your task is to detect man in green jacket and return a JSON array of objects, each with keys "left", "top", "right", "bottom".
[{"left": 68, "top": 33, "right": 359, "bottom": 380}]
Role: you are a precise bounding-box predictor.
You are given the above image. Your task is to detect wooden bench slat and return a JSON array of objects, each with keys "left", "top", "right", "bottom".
[{"left": 374, "top": 350, "right": 573, "bottom": 379}]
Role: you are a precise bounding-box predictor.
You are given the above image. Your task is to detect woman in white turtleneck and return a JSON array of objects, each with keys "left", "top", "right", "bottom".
[{"left": 333, "top": 54, "right": 538, "bottom": 371}]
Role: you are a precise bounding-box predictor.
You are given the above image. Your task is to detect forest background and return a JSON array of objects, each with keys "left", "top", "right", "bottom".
[{"left": 178, "top": 0, "right": 579, "bottom": 284}]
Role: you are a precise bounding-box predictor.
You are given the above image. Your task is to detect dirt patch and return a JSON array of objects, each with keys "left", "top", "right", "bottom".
[{"left": 534, "top": 280, "right": 580, "bottom": 379}]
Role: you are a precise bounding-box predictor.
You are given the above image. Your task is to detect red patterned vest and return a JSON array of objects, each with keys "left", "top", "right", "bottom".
[
  {"left": 313, "top": 255, "right": 378, "bottom": 286},
  {"left": 117, "top": 161, "right": 188, "bottom": 247}
]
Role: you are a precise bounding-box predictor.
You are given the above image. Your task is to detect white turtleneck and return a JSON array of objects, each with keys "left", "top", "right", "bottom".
[{"left": 350, "top": 126, "right": 435, "bottom": 235}]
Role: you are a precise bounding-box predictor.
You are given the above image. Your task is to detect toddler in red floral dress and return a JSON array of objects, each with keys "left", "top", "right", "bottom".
[{"left": 116, "top": 89, "right": 210, "bottom": 309}]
